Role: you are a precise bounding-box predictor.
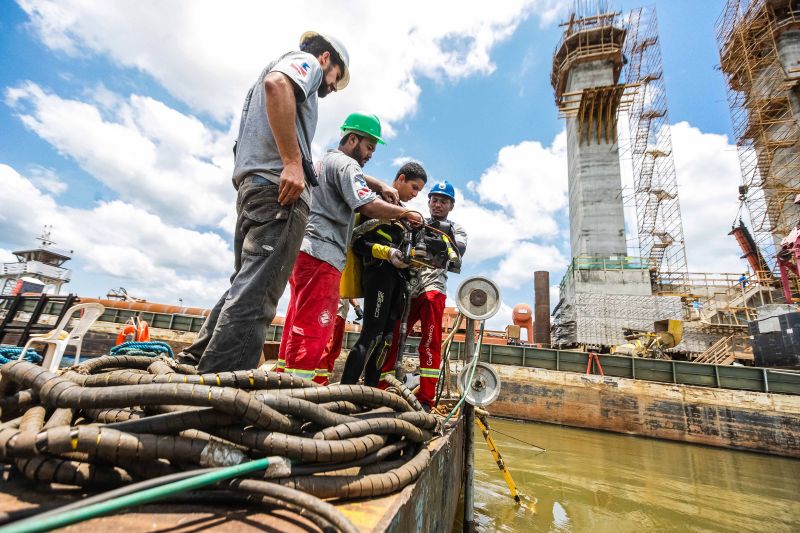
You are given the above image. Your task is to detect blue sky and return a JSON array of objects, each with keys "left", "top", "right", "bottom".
[{"left": 0, "top": 1, "right": 747, "bottom": 328}]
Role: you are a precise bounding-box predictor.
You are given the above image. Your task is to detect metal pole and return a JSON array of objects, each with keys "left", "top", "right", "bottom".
[{"left": 463, "top": 317, "right": 476, "bottom": 533}]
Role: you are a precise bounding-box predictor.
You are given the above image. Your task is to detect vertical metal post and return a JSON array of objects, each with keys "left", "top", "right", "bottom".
[{"left": 463, "top": 317, "right": 476, "bottom": 533}]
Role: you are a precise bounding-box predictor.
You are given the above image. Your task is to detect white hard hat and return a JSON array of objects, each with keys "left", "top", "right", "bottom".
[{"left": 299, "top": 31, "right": 350, "bottom": 90}]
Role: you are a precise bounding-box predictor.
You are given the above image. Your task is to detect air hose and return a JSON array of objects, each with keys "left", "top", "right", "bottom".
[
  {"left": 1, "top": 457, "right": 282, "bottom": 533},
  {"left": 0, "top": 347, "right": 438, "bottom": 527},
  {"left": 435, "top": 311, "right": 463, "bottom": 406},
  {"left": 442, "top": 321, "right": 485, "bottom": 427}
]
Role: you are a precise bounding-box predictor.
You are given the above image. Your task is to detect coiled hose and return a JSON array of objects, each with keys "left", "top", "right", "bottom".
[{"left": 0, "top": 351, "right": 440, "bottom": 530}]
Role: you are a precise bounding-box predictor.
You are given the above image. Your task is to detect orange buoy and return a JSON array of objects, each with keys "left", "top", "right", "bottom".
[
  {"left": 115, "top": 318, "right": 151, "bottom": 345},
  {"left": 137, "top": 320, "right": 150, "bottom": 342}
]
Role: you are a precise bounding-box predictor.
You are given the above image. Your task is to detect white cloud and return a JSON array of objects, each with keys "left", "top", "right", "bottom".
[
  {"left": 0, "top": 248, "right": 16, "bottom": 263},
  {"left": 17, "top": 0, "right": 569, "bottom": 149},
  {"left": 549, "top": 284, "right": 560, "bottom": 308},
  {"left": 392, "top": 156, "right": 414, "bottom": 167},
  {"left": 6, "top": 82, "right": 235, "bottom": 229},
  {"left": 0, "top": 164, "right": 231, "bottom": 304},
  {"left": 26, "top": 164, "right": 67, "bottom": 195},
  {"left": 492, "top": 242, "right": 567, "bottom": 289},
  {"left": 460, "top": 131, "right": 568, "bottom": 266},
  {"left": 471, "top": 133, "right": 568, "bottom": 234},
  {"left": 670, "top": 121, "right": 747, "bottom": 274}
]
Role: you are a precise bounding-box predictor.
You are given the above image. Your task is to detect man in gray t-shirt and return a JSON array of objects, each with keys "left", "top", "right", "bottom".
[
  {"left": 177, "top": 32, "right": 350, "bottom": 373},
  {"left": 278, "top": 113, "right": 423, "bottom": 381}
]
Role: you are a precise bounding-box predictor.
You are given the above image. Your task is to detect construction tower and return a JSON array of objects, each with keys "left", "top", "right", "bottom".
[
  {"left": 551, "top": 2, "right": 628, "bottom": 259},
  {"left": 717, "top": 0, "right": 800, "bottom": 270},
  {"left": 624, "top": 7, "right": 689, "bottom": 283},
  {"left": 551, "top": 2, "right": 696, "bottom": 350}
]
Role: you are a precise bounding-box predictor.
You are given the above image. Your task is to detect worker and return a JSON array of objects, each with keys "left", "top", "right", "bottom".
[
  {"left": 176, "top": 32, "right": 350, "bottom": 373},
  {"left": 340, "top": 163, "right": 429, "bottom": 386},
  {"left": 314, "top": 298, "right": 363, "bottom": 385},
  {"left": 739, "top": 273, "right": 749, "bottom": 288},
  {"left": 379, "top": 180, "right": 467, "bottom": 410},
  {"left": 277, "top": 114, "right": 423, "bottom": 381}
]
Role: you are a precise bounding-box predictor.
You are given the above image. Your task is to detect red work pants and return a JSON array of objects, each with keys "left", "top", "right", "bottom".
[
  {"left": 278, "top": 252, "right": 341, "bottom": 380},
  {"left": 380, "top": 290, "right": 446, "bottom": 407},
  {"left": 316, "top": 314, "right": 347, "bottom": 385}
]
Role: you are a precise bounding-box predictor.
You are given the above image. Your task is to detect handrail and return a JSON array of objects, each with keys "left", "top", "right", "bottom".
[{"left": 262, "top": 324, "right": 800, "bottom": 396}]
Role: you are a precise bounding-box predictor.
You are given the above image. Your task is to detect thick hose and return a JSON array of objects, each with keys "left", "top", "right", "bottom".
[
  {"left": 228, "top": 479, "right": 359, "bottom": 533},
  {"left": 314, "top": 417, "right": 432, "bottom": 443},
  {"left": 103, "top": 407, "right": 232, "bottom": 434},
  {"left": 1, "top": 457, "right": 284, "bottom": 533},
  {"left": 383, "top": 374, "right": 424, "bottom": 411},
  {"left": 0, "top": 389, "right": 38, "bottom": 419},
  {"left": 65, "top": 367, "right": 315, "bottom": 389},
  {"left": 213, "top": 425, "right": 389, "bottom": 462},
  {"left": 282, "top": 383, "right": 415, "bottom": 412},
  {"left": 1, "top": 346, "right": 436, "bottom": 525},
  {"left": 3, "top": 362, "right": 294, "bottom": 432},
  {"left": 278, "top": 447, "right": 431, "bottom": 499},
  {"left": 289, "top": 440, "right": 411, "bottom": 476},
  {"left": 43, "top": 407, "right": 74, "bottom": 428}
]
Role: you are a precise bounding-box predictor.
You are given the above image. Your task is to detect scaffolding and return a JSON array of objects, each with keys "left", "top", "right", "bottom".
[
  {"left": 717, "top": 0, "right": 800, "bottom": 271},
  {"left": 551, "top": 7, "right": 632, "bottom": 143},
  {"left": 623, "top": 6, "right": 689, "bottom": 282}
]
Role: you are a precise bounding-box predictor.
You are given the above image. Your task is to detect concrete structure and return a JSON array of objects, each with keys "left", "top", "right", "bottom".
[
  {"left": 550, "top": 8, "right": 655, "bottom": 348},
  {"left": 548, "top": 6, "right": 703, "bottom": 350},
  {"left": 552, "top": 11, "right": 628, "bottom": 259},
  {"left": 533, "top": 271, "right": 551, "bottom": 346}
]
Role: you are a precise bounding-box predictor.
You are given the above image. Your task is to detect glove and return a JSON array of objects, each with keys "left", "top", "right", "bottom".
[{"left": 388, "top": 248, "right": 410, "bottom": 269}]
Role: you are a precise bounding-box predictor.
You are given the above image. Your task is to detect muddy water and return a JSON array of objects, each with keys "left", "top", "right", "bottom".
[{"left": 454, "top": 419, "right": 800, "bottom": 532}]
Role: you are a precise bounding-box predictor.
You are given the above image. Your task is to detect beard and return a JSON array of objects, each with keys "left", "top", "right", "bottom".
[
  {"left": 317, "top": 64, "right": 338, "bottom": 97},
  {"left": 352, "top": 144, "right": 370, "bottom": 167}
]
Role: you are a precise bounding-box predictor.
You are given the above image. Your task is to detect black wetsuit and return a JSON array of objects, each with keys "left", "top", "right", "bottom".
[{"left": 340, "top": 219, "right": 411, "bottom": 386}]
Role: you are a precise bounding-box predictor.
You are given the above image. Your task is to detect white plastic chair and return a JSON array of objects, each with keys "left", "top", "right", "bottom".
[{"left": 18, "top": 302, "right": 106, "bottom": 372}]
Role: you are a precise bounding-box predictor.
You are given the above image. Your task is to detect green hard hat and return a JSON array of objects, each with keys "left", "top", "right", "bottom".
[{"left": 340, "top": 113, "right": 385, "bottom": 144}]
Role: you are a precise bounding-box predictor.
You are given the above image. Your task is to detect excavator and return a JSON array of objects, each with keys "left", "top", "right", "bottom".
[{"left": 612, "top": 319, "right": 683, "bottom": 359}]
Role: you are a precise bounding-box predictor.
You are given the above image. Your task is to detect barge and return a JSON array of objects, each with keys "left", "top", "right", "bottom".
[{"left": 3, "top": 293, "right": 799, "bottom": 458}]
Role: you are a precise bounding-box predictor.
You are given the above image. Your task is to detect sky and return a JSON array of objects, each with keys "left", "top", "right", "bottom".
[{"left": 0, "top": 0, "right": 748, "bottom": 329}]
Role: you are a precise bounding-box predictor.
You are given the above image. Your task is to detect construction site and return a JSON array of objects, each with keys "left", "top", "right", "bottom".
[
  {"left": 549, "top": 0, "right": 800, "bottom": 368},
  {"left": 2, "top": 2, "right": 800, "bottom": 532}
]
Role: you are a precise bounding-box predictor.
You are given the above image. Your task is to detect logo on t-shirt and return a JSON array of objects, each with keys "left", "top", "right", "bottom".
[
  {"left": 353, "top": 175, "right": 371, "bottom": 199},
  {"left": 290, "top": 62, "right": 310, "bottom": 77},
  {"left": 318, "top": 309, "right": 332, "bottom": 326}
]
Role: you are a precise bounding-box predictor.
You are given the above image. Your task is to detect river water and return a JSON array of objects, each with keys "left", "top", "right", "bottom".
[{"left": 453, "top": 419, "right": 800, "bottom": 532}]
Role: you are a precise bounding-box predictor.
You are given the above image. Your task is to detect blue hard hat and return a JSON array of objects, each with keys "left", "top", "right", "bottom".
[{"left": 428, "top": 181, "right": 455, "bottom": 201}]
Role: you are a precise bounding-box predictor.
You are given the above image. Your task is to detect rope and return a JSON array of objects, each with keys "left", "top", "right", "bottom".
[
  {"left": 110, "top": 341, "right": 174, "bottom": 358},
  {"left": 0, "top": 345, "right": 43, "bottom": 365}
]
